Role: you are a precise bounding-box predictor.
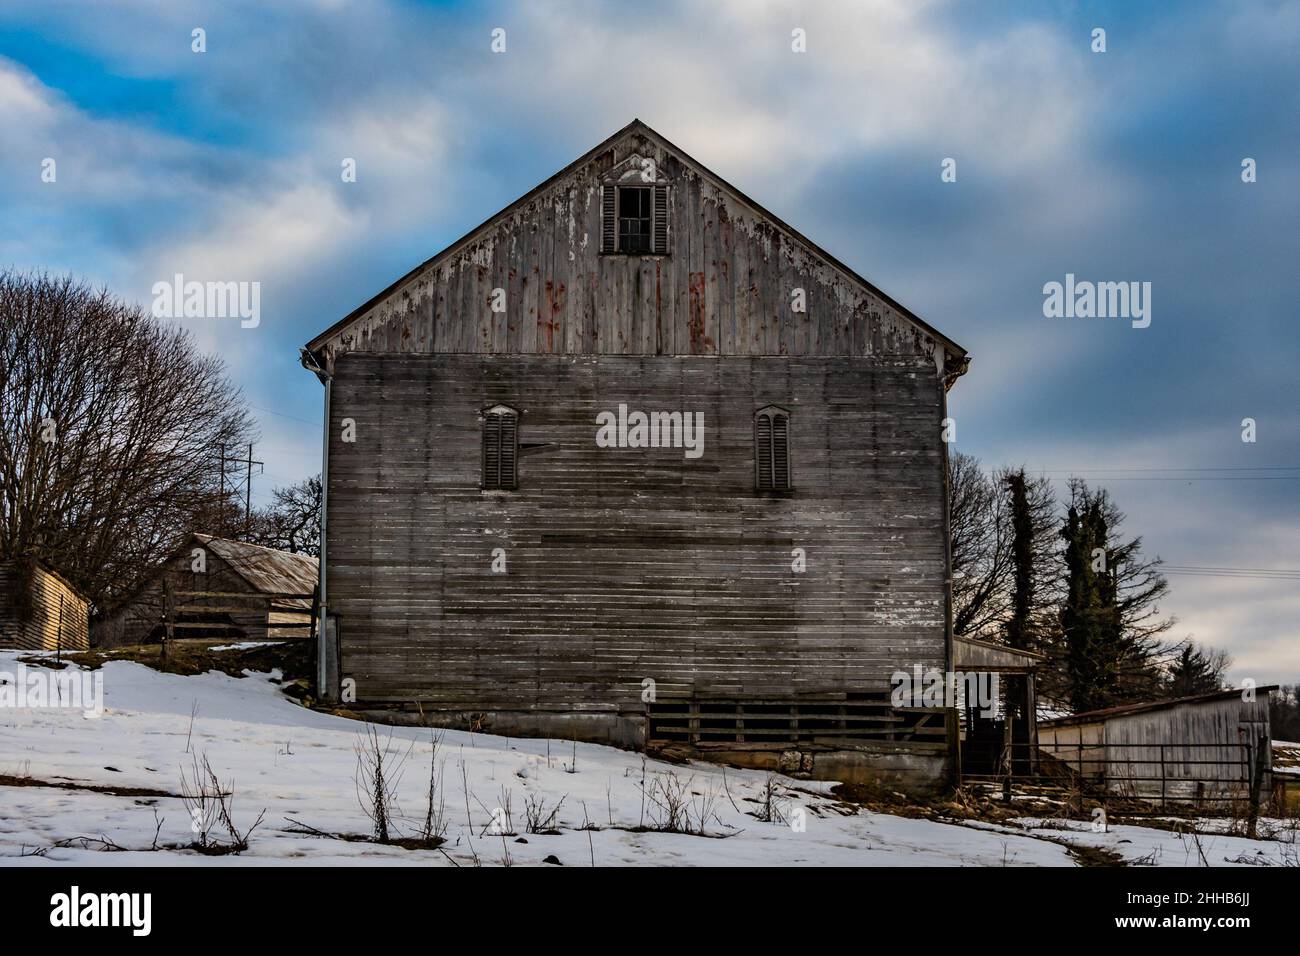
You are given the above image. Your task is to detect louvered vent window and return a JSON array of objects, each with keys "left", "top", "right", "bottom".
[
  {"left": 602, "top": 184, "right": 669, "bottom": 255},
  {"left": 482, "top": 405, "right": 519, "bottom": 490},
  {"left": 755, "top": 407, "right": 791, "bottom": 491}
]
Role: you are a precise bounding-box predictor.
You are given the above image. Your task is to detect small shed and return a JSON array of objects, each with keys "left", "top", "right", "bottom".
[
  {"left": 0, "top": 559, "right": 90, "bottom": 652},
  {"left": 1038, "top": 687, "right": 1276, "bottom": 805},
  {"left": 953, "top": 636, "right": 1047, "bottom": 776},
  {"left": 94, "top": 534, "right": 318, "bottom": 648}
]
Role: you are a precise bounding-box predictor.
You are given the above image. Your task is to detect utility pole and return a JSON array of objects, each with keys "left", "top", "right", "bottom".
[
  {"left": 240, "top": 443, "right": 263, "bottom": 534},
  {"left": 216, "top": 444, "right": 262, "bottom": 536}
]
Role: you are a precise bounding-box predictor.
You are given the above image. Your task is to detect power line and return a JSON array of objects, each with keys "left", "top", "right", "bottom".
[
  {"left": 1038, "top": 476, "right": 1300, "bottom": 481},
  {"left": 249, "top": 404, "right": 321, "bottom": 427},
  {"left": 1162, "top": 565, "right": 1300, "bottom": 582},
  {"left": 1165, "top": 564, "right": 1300, "bottom": 574},
  {"left": 1024, "top": 468, "right": 1300, "bottom": 476},
  {"left": 1049, "top": 476, "right": 1300, "bottom": 481}
]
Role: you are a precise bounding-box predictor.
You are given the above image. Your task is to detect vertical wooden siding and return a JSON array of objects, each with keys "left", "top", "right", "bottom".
[
  {"left": 312, "top": 130, "right": 952, "bottom": 371},
  {"left": 0, "top": 562, "right": 90, "bottom": 651}
]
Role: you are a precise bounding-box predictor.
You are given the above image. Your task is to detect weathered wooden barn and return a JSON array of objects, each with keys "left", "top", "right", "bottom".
[
  {"left": 301, "top": 119, "right": 970, "bottom": 789},
  {"left": 94, "top": 534, "right": 317, "bottom": 648},
  {"left": 1037, "top": 687, "right": 1277, "bottom": 807},
  {"left": 0, "top": 559, "right": 90, "bottom": 652}
]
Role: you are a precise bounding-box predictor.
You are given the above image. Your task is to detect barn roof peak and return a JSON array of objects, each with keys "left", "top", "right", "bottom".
[{"left": 303, "top": 118, "right": 967, "bottom": 376}]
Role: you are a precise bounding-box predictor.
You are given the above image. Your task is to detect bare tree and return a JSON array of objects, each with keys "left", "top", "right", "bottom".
[
  {"left": 0, "top": 270, "right": 253, "bottom": 605},
  {"left": 949, "top": 452, "right": 1012, "bottom": 637},
  {"left": 523, "top": 793, "right": 565, "bottom": 834},
  {"left": 948, "top": 453, "right": 1058, "bottom": 642},
  {"left": 247, "top": 475, "right": 321, "bottom": 556}
]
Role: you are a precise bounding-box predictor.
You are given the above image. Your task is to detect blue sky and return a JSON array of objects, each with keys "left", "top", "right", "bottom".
[{"left": 2, "top": 0, "right": 1297, "bottom": 683}]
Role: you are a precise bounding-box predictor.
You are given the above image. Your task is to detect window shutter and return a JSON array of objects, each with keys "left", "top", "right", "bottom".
[
  {"left": 755, "top": 409, "right": 790, "bottom": 491},
  {"left": 601, "top": 185, "right": 617, "bottom": 253},
  {"left": 482, "top": 407, "right": 519, "bottom": 490},
  {"left": 755, "top": 414, "right": 773, "bottom": 490},
  {"left": 772, "top": 414, "right": 790, "bottom": 490},
  {"left": 498, "top": 412, "right": 518, "bottom": 489},
  {"left": 652, "top": 185, "right": 669, "bottom": 254},
  {"left": 483, "top": 413, "right": 501, "bottom": 488}
]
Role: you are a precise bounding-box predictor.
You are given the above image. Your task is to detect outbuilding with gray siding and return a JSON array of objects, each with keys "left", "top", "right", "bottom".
[{"left": 1038, "top": 687, "right": 1276, "bottom": 806}]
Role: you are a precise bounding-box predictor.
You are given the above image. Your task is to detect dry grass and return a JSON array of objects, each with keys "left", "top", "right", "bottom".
[{"left": 19, "top": 638, "right": 313, "bottom": 698}]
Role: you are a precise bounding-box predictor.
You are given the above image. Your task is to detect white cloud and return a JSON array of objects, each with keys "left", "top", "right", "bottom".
[{"left": 478, "top": 0, "right": 1095, "bottom": 189}]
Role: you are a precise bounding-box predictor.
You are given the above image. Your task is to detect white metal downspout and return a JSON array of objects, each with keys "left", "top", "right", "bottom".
[
  {"left": 939, "top": 353, "right": 959, "bottom": 787},
  {"left": 317, "top": 374, "right": 332, "bottom": 698}
]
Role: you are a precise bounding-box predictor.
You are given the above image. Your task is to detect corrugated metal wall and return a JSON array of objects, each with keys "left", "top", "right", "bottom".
[{"left": 1040, "top": 696, "right": 1271, "bottom": 800}]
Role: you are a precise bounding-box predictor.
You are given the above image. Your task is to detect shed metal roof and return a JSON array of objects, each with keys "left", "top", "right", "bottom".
[
  {"left": 1039, "top": 685, "right": 1279, "bottom": 728},
  {"left": 193, "top": 534, "right": 318, "bottom": 601}
]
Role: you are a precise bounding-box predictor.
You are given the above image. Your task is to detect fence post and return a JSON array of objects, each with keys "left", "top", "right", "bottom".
[
  {"left": 1159, "top": 744, "right": 1167, "bottom": 811},
  {"left": 1100, "top": 740, "right": 1107, "bottom": 804},
  {"left": 1001, "top": 717, "right": 1013, "bottom": 801},
  {"left": 1076, "top": 739, "right": 1084, "bottom": 815},
  {"left": 1247, "top": 735, "right": 1268, "bottom": 839},
  {"left": 161, "top": 578, "right": 175, "bottom": 671}
]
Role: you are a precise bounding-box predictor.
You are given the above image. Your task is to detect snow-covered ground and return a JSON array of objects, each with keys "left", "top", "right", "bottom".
[{"left": 1, "top": 649, "right": 1295, "bottom": 867}]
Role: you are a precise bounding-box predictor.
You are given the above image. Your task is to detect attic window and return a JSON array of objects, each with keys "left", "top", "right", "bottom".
[
  {"left": 482, "top": 405, "right": 518, "bottom": 490},
  {"left": 755, "top": 406, "right": 791, "bottom": 492},
  {"left": 602, "top": 184, "right": 669, "bottom": 255},
  {"left": 619, "top": 187, "right": 651, "bottom": 252}
]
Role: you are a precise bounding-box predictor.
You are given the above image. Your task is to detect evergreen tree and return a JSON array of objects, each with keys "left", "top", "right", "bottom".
[
  {"left": 1058, "top": 482, "right": 1169, "bottom": 712},
  {"left": 1061, "top": 501, "right": 1107, "bottom": 711},
  {"left": 1003, "top": 469, "right": 1034, "bottom": 651},
  {"left": 1165, "top": 641, "right": 1229, "bottom": 697}
]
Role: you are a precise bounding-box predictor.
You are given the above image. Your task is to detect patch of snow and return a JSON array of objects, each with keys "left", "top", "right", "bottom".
[
  {"left": 1003, "top": 816, "right": 1298, "bottom": 867},
  {"left": 0, "top": 650, "right": 1288, "bottom": 867},
  {"left": 208, "top": 642, "right": 285, "bottom": 653}
]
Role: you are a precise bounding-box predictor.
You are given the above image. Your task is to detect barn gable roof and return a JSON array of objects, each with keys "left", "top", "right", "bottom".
[
  {"left": 97, "top": 534, "right": 318, "bottom": 622},
  {"left": 303, "top": 119, "right": 967, "bottom": 374},
  {"left": 193, "top": 534, "right": 318, "bottom": 597}
]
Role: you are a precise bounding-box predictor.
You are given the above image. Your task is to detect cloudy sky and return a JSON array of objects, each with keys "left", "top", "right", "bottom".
[{"left": 2, "top": 0, "right": 1296, "bottom": 684}]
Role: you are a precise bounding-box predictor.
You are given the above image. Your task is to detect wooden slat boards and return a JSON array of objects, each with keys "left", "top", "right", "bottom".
[
  {"left": 93, "top": 544, "right": 315, "bottom": 648},
  {"left": 0, "top": 561, "right": 90, "bottom": 651},
  {"left": 325, "top": 353, "right": 947, "bottom": 716}
]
